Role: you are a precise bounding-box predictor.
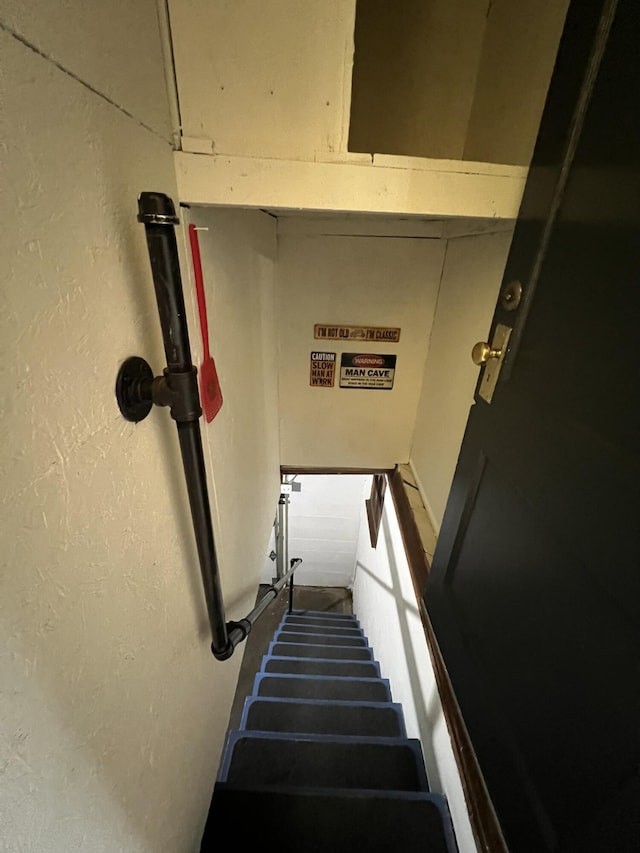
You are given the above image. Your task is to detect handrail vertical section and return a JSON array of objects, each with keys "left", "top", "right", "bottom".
[
  {"left": 137, "top": 192, "right": 231, "bottom": 658},
  {"left": 116, "top": 192, "right": 304, "bottom": 661}
]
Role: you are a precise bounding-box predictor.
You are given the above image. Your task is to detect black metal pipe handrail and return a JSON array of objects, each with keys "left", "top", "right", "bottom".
[
  {"left": 115, "top": 191, "right": 303, "bottom": 661},
  {"left": 288, "top": 560, "right": 295, "bottom": 614},
  {"left": 224, "top": 558, "right": 302, "bottom": 660}
]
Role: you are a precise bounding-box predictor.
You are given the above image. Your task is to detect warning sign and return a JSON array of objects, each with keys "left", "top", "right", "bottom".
[
  {"left": 310, "top": 351, "right": 336, "bottom": 387},
  {"left": 314, "top": 324, "right": 401, "bottom": 343},
  {"left": 339, "top": 353, "right": 396, "bottom": 390}
]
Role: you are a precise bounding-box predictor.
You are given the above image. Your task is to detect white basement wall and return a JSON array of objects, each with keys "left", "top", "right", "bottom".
[
  {"left": 261, "top": 475, "right": 372, "bottom": 587},
  {"left": 277, "top": 223, "right": 445, "bottom": 468},
  {"left": 0, "top": 4, "right": 280, "bottom": 850},
  {"left": 353, "top": 497, "right": 478, "bottom": 853},
  {"left": 410, "top": 231, "right": 514, "bottom": 529}
]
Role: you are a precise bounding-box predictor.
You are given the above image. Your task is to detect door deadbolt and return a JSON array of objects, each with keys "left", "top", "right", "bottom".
[{"left": 501, "top": 280, "right": 523, "bottom": 312}]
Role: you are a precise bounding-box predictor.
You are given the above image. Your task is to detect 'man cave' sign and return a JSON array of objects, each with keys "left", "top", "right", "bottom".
[
  {"left": 309, "top": 351, "right": 336, "bottom": 387},
  {"left": 339, "top": 353, "right": 396, "bottom": 390}
]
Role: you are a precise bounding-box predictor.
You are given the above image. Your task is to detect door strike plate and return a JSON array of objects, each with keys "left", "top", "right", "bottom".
[{"left": 479, "top": 324, "right": 511, "bottom": 404}]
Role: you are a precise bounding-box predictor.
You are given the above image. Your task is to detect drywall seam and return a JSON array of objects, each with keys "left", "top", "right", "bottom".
[
  {"left": 155, "top": 0, "right": 182, "bottom": 148},
  {"left": 0, "top": 19, "right": 172, "bottom": 145}
]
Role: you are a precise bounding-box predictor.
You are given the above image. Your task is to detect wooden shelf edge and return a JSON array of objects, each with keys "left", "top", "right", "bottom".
[{"left": 174, "top": 151, "right": 526, "bottom": 220}]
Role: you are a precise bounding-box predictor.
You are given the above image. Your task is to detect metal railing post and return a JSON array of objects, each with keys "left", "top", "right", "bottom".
[
  {"left": 225, "top": 559, "right": 303, "bottom": 655},
  {"left": 275, "top": 491, "right": 289, "bottom": 581},
  {"left": 288, "top": 563, "right": 295, "bottom": 614}
]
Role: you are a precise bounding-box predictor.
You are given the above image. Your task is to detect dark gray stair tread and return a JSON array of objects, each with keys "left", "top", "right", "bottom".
[
  {"left": 270, "top": 642, "right": 373, "bottom": 661},
  {"left": 219, "top": 732, "right": 428, "bottom": 791},
  {"left": 290, "top": 610, "right": 356, "bottom": 621},
  {"left": 241, "top": 697, "right": 406, "bottom": 737},
  {"left": 282, "top": 616, "right": 362, "bottom": 628},
  {"left": 284, "top": 614, "right": 360, "bottom": 629},
  {"left": 254, "top": 673, "right": 391, "bottom": 703},
  {"left": 202, "top": 786, "right": 455, "bottom": 853},
  {"left": 279, "top": 622, "right": 364, "bottom": 637},
  {"left": 274, "top": 631, "right": 368, "bottom": 647},
  {"left": 262, "top": 656, "right": 380, "bottom": 679}
]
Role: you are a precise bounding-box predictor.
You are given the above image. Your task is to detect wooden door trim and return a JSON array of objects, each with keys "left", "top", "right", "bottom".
[{"left": 281, "top": 466, "right": 394, "bottom": 476}]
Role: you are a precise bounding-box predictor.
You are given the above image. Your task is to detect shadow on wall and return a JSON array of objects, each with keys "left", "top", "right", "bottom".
[{"left": 354, "top": 510, "right": 444, "bottom": 792}]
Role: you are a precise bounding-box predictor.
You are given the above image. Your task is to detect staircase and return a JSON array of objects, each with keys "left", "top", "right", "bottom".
[{"left": 201, "top": 609, "right": 458, "bottom": 852}]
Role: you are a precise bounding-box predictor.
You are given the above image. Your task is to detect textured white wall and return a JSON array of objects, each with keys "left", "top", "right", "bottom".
[
  {"left": 353, "top": 497, "right": 478, "bottom": 853},
  {"left": 277, "top": 230, "right": 445, "bottom": 469},
  {"left": 410, "top": 231, "right": 513, "bottom": 529},
  {"left": 0, "top": 0, "right": 173, "bottom": 141},
  {"left": 0, "top": 6, "right": 279, "bottom": 851}
]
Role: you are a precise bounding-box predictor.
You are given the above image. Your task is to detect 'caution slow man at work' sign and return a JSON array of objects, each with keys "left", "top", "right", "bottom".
[{"left": 309, "top": 352, "right": 336, "bottom": 387}]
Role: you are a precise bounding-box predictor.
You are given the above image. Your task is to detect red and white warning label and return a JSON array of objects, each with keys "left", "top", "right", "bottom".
[{"left": 339, "top": 353, "right": 396, "bottom": 390}]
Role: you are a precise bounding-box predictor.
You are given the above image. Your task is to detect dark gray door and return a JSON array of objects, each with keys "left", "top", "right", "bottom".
[{"left": 426, "top": 2, "right": 640, "bottom": 850}]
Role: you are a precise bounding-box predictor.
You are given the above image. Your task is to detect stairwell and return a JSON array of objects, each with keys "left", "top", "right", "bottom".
[{"left": 200, "top": 608, "right": 458, "bottom": 852}]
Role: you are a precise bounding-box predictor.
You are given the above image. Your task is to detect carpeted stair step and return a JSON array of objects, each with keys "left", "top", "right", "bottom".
[
  {"left": 241, "top": 696, "right": 406, "bottom": 737},
  {"left": 269, "top": 641, "right": 374, "bottom": 661},
  {"left": 218, "top": 732, "right": 429, "bottom": 792},
  {"left": 202, "top": 604, "right": 459, "bottom": 853},
  {"left": 262, "top": 655, "right": 381, "bottom": 679},
  {"left": 278, "top": 622, "right": 364, "bottom": 638},
  {"left": 284, "top": 614, "right": 361, "bottom": 630},
  {"left": 289, "top": 609, "right": 358, "bottom": 621},
  {"left": 273, "top": 630, "right": 369, "bottom": 648},
  {"left": 202, "top": 785, "right": 457, "bottom": 853},
  {"left": 253, "top": 672, "right": 391, "bottom": 702}
]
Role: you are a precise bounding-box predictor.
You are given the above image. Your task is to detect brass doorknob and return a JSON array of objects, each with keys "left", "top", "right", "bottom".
[{"left": 472, "top": 341, "right": 503, "bottom": 365}]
